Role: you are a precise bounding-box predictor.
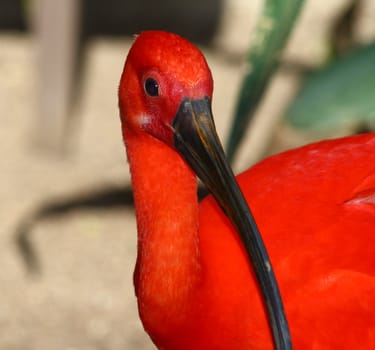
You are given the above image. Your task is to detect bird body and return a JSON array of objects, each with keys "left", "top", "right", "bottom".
[
  {"left": 125, "top": 128, "right": 271, "bottom": 349},
  {"left": 119, "top": 31, "right": 375, "bottom": 349}
]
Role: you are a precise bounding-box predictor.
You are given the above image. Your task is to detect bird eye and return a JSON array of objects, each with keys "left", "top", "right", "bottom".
[{"left": 144, "top": 77, "right": 159, "bottom": 97}]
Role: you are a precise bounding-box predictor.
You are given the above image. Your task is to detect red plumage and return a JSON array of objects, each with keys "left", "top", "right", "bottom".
[{"left": 119, "top": 31, "right": 375, "bottom": 349}]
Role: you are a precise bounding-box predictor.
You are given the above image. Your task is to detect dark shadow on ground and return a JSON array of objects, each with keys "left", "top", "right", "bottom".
[{"left": 15, "top": 185, "right": 209, "bottom": 275}]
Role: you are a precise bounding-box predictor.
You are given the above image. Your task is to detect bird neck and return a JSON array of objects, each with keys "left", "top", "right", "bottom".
[{"left": 124, "top": 130, "right": 201, "bottom": 323}]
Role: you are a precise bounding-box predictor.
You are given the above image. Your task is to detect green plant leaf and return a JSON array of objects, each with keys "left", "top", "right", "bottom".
[
  {"left": 226, "top": 0, "right": 305, "bottom": 163},
  {"left": 287, "top": 42, "right": 375, "bottom": 131}
]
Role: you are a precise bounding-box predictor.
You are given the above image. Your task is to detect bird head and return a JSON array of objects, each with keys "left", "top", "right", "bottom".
[{"left": 119, "top": 30, "right": 213, "bottom": 146}]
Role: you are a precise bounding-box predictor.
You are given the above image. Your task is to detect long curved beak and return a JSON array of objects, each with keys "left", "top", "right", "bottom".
[{"left": 172, "top": 97, "right": 291, "bottom": 350}]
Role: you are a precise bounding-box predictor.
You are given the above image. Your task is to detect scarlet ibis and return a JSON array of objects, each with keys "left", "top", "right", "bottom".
[{"left": 118, "top": 31, "right": 375, "bottom": 350}]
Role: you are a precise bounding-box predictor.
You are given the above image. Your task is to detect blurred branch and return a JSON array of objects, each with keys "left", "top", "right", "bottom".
[
  {"left": 14, "top": 185, "right": 208, "bottom": 274},
  {"left": 14, "top": 184, "right": 134, "bottom": 274},
  {"left": 226, "top": 0, "right": 304, "bottom": 163}
]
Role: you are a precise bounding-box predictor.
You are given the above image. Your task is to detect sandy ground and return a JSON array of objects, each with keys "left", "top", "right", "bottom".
[{"left": 1, "top": 1, "right": 375, "bottom": 349}]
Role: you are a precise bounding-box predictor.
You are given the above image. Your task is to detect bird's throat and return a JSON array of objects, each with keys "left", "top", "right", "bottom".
[{"left": 124, "top": 131, "right": 202, "bottom": 324}]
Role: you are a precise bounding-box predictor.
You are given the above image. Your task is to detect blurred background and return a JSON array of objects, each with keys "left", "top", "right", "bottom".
[{"left": 1, "top": 0, "right": 375, "bottom": 349}]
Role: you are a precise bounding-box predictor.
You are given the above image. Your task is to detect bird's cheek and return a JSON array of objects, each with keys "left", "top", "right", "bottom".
[
  {"left": 141, "top": 112, "right": 175, "bottom": 146},
  {"left": 136, "top": 114, "right": 153, "bottom": 130}
]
